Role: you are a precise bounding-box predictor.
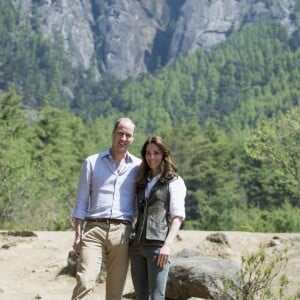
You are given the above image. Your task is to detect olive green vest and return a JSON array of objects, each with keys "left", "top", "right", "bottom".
[{"left": 132, "top": 180, "right": 170, "bottom": 247}]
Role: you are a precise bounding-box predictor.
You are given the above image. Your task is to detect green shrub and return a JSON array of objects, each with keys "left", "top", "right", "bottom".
[{"left": 219, "top": 246, "right": 299, "bottom": 299}]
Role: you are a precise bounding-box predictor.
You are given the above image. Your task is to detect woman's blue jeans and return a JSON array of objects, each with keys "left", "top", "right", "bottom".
[{"left": 130, "top": 246, "right": 170, "bottom": 300}]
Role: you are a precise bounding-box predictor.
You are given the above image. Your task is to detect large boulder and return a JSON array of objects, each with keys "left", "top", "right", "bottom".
[{"left": 166, "top": 249, "right": 240, "bottom": 300}]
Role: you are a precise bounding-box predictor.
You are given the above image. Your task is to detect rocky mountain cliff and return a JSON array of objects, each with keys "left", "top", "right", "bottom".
[{"left": 11, "top": 0, "right": 298, "bottom": 80}]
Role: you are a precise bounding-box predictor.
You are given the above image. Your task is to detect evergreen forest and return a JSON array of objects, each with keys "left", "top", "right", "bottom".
[{"left": 1, "top": 2, "right": 300, "bottom": 231}]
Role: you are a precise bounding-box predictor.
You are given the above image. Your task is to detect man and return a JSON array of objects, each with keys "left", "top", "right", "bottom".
[{"left": 71, "top": 117, "right": 141, "bottom": 300}]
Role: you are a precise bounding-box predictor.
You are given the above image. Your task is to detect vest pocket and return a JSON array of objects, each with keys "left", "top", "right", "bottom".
[{"left": 146, "top": 216, "right": 168, "bottom": 241}]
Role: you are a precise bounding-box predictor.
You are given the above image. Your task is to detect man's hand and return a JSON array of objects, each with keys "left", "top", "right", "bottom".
[{"left": 73, "top": 236, "right": 82, "bottom": 256}]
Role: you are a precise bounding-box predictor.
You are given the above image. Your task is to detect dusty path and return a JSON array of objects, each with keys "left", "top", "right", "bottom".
[{"left": 0, "top": 230, "right": 299, "bottom": 300}]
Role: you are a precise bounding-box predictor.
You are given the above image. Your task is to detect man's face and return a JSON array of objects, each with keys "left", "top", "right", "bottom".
[{"left": 112, "top": 121, "right": 135, "bottom": 153}]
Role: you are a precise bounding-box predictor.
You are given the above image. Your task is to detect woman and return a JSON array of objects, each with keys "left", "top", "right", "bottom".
[{"left": 130, "top": 136, "right": 186, "bottom": 300}]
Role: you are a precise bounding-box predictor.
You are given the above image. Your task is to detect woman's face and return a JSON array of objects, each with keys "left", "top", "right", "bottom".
[{"left": 145, "top": 142, "right": 163, "bottom": 174}]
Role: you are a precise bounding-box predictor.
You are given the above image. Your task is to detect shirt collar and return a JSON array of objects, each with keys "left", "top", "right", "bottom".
[
  {"left": 101, "top": 148, "right": 133, "bottom": 163},
  {"left": 147, "top": 172, "right": 162, "bottom": 182}
]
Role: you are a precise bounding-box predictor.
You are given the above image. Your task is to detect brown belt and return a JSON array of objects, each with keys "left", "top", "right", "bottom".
[{"left": 85, "top": 218, "right": 131, "bottom": 225}]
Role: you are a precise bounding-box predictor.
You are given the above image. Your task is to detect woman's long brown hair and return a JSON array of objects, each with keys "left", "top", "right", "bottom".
[{"left": 136, "top": 136, "right": 178, "bottom": 188}]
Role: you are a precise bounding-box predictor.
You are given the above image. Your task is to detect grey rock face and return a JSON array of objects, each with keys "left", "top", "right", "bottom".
[
  {"left": 95, "top": 0, "right": 164, "bottom": 79},
  {"left": 168, "top": 0, "right": 243, "bottom": 62},
  {"left": 168, "top": 0, "right": 296, "bottom": 62},
  {"left": 10, "top": 0, "right": 298, "bottom": 80},
  {"left": 14, "top": 0, "right": 95, "bottom": 70}
]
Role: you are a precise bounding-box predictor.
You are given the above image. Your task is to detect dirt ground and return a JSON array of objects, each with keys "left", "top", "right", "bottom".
[{"left": 0, "top": 230, "right": 299, "bottom": 300}]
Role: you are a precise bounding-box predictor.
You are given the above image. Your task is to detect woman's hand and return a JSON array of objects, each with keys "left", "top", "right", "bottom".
[
  {"left": 156, "top": 217, "right": 183, "bottom": 267},
  {"left": 157, "top": 243, "right": 171, "bottom": 267}
]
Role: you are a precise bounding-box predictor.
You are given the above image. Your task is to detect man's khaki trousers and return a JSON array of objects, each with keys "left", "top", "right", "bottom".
[{"left": 71, "top": 221, "right": 131, "bottom": 300}]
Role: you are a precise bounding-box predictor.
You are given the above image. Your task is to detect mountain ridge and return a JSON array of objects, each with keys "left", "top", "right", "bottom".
[{"left": 11, "top": 0, "right": 298, "bottom": 80}]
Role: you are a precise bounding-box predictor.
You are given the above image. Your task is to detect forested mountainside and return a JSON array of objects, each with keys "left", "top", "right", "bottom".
[
  {"left": 1, "top": 1, "right": 300, "bottom": 231},
  {"left": 10, "top": 0, "right": 299, "bottom": 80}
]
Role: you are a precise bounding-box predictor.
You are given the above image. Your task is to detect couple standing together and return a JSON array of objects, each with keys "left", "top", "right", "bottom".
[{"left": 71, "top": 117, "right": 186, "bottom": 300}]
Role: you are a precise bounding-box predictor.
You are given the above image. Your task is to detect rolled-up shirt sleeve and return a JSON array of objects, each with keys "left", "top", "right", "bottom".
[
  {"left": 169, "top": 176, "right": 186, "bottom": 220},
  {"left": 72, "top": 159, "right": 91, "bottom": 220}
]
